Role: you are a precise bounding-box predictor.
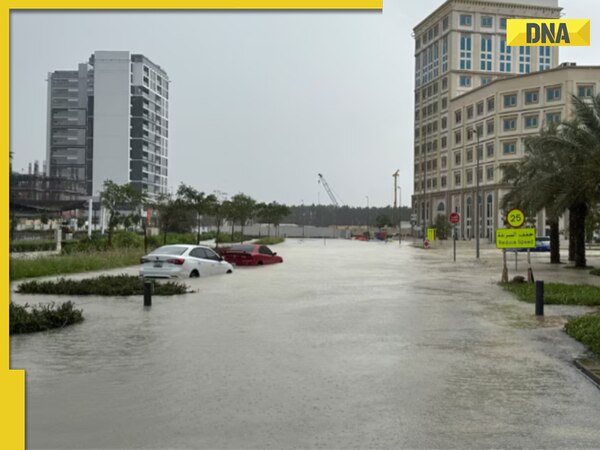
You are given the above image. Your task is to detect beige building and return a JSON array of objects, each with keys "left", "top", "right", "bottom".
[
  {"left": 443, "top": 64, "right": 600, "bottom": 239},
  {"left": 412, "top": 0, "right": 562, "bottom": 237}
]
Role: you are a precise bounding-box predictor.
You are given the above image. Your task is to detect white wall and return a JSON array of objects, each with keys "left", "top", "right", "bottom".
[{"left": 92, "top": 51, "right": 131, "bottom": 196}]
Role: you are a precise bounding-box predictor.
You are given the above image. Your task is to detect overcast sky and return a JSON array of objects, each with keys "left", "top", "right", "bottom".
[{"left": 9, "top": 0, "right": 600, "bottom": 207}]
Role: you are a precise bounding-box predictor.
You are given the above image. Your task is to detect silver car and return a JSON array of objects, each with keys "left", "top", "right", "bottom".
[{"left": 140, "top": 244, "right": 234, "bottom": 278}]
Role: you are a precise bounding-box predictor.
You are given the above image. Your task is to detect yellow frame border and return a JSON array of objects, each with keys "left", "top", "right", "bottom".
[{"left": 2, "top": 1, "right": 382, "bottom": 448}]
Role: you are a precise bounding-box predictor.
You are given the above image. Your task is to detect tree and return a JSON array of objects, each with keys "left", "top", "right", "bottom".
[
  {"left": 229, "top": 194, "right": 256, "bottom": 243},
  {"left": 100, "top": 181, "right": 148, "bottom": 248},
  {"left": 256, "top": 202, "right": 291, "bottom": 237},
  {"left": 375, "top": 214, "right": 392, "bottom": 230},
  {"left": 177, "top": 183, "right": 216, "bottom": 244},
  {"left": 153, "top": 193, "right": 192, "bottom": 245},
  {"left": 434, "top": 214, "right": 449, "bottom": 240},
  {"left": 502, "top": 95, "right": 600, "bottom": 267}
]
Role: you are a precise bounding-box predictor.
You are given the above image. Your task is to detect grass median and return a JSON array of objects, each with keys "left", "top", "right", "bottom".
[
  {"left": 10, "top": 301, "right": 84, "bottom": 334},
  {"left": 565, "top": 314, "right": 600, "bottom": 356},
  {"left": 16, "top": 274, "right": 190, "bottom": 296},
  {"left": 10, "top": 249, "right": 143, "bottom": 281},
  {"left": 254, "top": 237, "right": 285, "bottom": 245},
  {"left": 501, "top": 282, "right": 600, "bottom": 306}
]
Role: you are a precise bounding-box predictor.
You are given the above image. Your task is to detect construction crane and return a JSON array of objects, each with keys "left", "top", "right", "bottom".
[{"left": 317, "top": 173, "right": 343, "bottom": 207}]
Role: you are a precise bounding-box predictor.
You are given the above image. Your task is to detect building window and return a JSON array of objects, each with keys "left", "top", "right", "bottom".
[
  {"left": 499, "top": 38, "right": 512, "bottom": 73},
  {"left": 487, "top": 119, "right": 495, "bottom": 135},
  {"left": 487, "top": 97, "right": 495, "bottom": 112},
  {"left": 466, "top": 148, "right": 473, "bottom": 163},
  {"left": 455, "top": 110, "right": 462, "bottom": 124},
  {"left": 480, "top": 35, "right": 493, "bottom": 71},
  {"left": 578, "top": 85, "right": 594, "bottom": 98},
  {"left": 476, "top": 101, "right": 484, "bottom": 116},
  {"left": 459, "top": 75, "right": 472, "bottom": 87},
  {"left": 441, "top": 117, "right": 447, "bottom": 129},
  {"left": 524, "top": 90, "right": 539, "bottom": 105},
  {"left": 481, "top": 16, "right": 493, "bottom": 28},
  {"left": 546, "top": 86, "right": 561, "bottom": 102},
  {"left": 455, "top": 151, "right": 461, "bottom": 165},
  {"left": 519, "top": 46, "right": 531, "bottom": 74},
  {"left": 455, "top": 172, "right": 461, "bottom": 187},
  {"left": 460, "top": 14, "right": 472, "bottom": 26},
  {"left": 481, "top": 76, "right": 492, "bottom": 86},
  {"left": 546, "top": 112, "right": 561, "bottom": 125},
  {"left": 460, "top": 34, "right": 472, "bottom": 70},
  {"left": 487, "top": 166, "right": 494, "bottom": 180},
  {"left": 486, "top": 142, "right": 494, "bottom": 157},
  {"left": 503, "top": 141, "right": 517, "bottom": 155},
  {"left": 524, "top": 115, "right": 539, "bottom": 129},
  {"left": 503, "top": 93, "right": 517, "bottom": 108},
  {"left": 442, "top": 97, "right": 448, "bottom": 109},
  {"left": 500, "top": 18, "right": 507, "bottom": 30},
  {"left": 466, "top": 169, "right": 473, "bottom": 184},
  {"left": 441, "top": 176, "right": 447, "bottom": 188},
  {"left": 441, "top": 136, "right": 447, "bottom": 148},
  {"left": 467, "top": 105, "right": 474, "bottom": 119},
  {"left": 443, "top": 16, "right": 449, "bottom": 31},
  {"left": 442, "top": 36, "right": 449, "bottom": 73},
  {"left": 503, "top": 117, "right": 517, "bottom": 132},
  {"left": 539, "top": 46, "right": 551, "bottom": 71},
  {"left": 455, "top": 131, "right": 462, "bottom": 145},
  {"left": 442, "top": 77, "right": 448, "bottom": 90}
]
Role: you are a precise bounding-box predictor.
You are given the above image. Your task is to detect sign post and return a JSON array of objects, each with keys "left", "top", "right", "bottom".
[
  {"left": 449, "top": 213, "right": 460, "bottom": 262},
  {"left": 497, "top": 208, "right": 535, "bottom": 283}
]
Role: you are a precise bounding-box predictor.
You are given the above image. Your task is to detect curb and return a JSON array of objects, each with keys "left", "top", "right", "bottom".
[{"left": 574, "top": 358, "right": 600, "bottom": 389}]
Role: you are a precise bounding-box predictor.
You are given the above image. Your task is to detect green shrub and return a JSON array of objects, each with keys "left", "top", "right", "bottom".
[
  {"left": 10, "top": 301, "right": 84, "bottom": 334},
  {"left": 62, "top": 234, "right": 109, "bottom": 254},
  {"left": 501, "top": 282, "right": 600, "bottom": 306},
  {"left": 565, "top": 314, "right": 600, "bottom": 355},
  {"left": 216, "top": 232, "right": 252, "bottom": 244},
  {"left": 590, "top": 268, "right": 600, "bottom": 277},
  {"left": 254, "top": 236, "right": 285, "bottom": 245},
  {"left": 113, "top": 231, "right": 143, "bottom": 249},
  {"left": 16, "top": 274, "right": 190, "bottom": 296},
  {"left": 10, "top": 249, "right": 143, "bottom": 280},
  {"left": 10, "top": 240, "right": 56, "bottom": 253}
]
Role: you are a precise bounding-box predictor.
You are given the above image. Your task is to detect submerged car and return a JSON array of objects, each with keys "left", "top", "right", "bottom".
[
  {"left": 140, "top": 244, "right": 234, "bottom": 278},
  {"left": 219, "top": 244, "right": 283, "bottom": 266}
]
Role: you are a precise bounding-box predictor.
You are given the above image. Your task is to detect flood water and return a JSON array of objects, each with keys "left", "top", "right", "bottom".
[{"left": 10, "top": 239, "right": 600, "bottom": 449}]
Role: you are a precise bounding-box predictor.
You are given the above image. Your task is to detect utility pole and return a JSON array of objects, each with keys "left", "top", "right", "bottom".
[
  {"left": 393, "top": 170, "right": 400, "bottom": 243},
  {"left": 474, "top": 127, "right": 481, "bottom": 259}
]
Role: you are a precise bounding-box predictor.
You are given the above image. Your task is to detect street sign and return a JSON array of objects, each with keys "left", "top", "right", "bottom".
[
  {"left": 506, "top": 208, "right": 525, "bottom": 228},
  {"left": 496, "top": 228, "right": 536, "bottom": 249},
  {"left": 449, "top": 212, "right": 460, "bottom": 224}
]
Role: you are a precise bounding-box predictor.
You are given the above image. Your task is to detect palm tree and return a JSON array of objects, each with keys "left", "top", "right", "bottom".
[{"left": 503, "top": 95, "right": 600, "bottom": 268}]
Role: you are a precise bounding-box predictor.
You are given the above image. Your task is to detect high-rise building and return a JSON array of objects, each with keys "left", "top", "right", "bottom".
[
  {"left": 412, "top": 0, "right": 561, "bottom": 237},
  {"left": 46, "top": 51, "right": 169, "bottom": 200}
]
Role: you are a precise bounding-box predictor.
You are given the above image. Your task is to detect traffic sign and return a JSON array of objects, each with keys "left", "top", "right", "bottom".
[
  {"left": 423, "top": 239, "right": 430, "bottom": 249},
  {"left": 507, "top": 208, "right": 525, "bottom": 228},
  {"left": 496, "top": 228, "right": 536, "bottom": 249},
  {"left": 449, "top": 212, "right": 460, "bottom": 224}
]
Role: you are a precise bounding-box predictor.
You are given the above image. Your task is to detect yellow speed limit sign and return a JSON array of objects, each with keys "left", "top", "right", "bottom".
[{"left": 507, "top": 208, "right": 525, "bottom": 228}]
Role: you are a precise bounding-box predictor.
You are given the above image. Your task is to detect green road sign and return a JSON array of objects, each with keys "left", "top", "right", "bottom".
[
  {"left": 496, "top": 228, "right": 536, "bottom": 249},
  {"left": 427, "top": 228, "right": 436, "bottom": 241}
]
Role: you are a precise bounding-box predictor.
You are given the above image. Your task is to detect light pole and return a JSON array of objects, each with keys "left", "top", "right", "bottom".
[
  {"left": 393, "top": 170, "right": 399, "bottom": 242},
  {"left": 398, "top": 186, "right": 402, "bottom": 244},
  {"left": 366, "top": 195, "right": 370, "bottom": 234},
  {"left": 474, "top": 127, "right": 481, "bottom": 259}
]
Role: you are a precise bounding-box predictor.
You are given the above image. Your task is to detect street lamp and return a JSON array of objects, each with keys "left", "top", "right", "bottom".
[
  {"left": 366, "top": 195, "right": 370, "bottom": 233},
  {"left": 473, "top": 127, "right": 481, "bottom": 259}
]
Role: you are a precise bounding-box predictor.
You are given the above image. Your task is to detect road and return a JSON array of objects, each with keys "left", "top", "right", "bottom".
[{"left": 10, "top": 238, "right": 600, "bottom": 449}]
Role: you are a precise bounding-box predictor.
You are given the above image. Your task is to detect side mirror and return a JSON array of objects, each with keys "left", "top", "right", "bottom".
[
  {"left": 219, "top": 256, "right": 224, "bottom": 262},
  {"left": 272, "top": 252, "right": 277, "bottom": 256}
]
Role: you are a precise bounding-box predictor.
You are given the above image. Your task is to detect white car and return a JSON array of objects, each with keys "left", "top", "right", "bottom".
[{"left": 140, "top": 245, "right": 234, "bottom": 279}]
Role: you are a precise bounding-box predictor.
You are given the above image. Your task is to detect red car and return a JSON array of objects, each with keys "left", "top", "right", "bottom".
[{"left": 219, "top": 244, "right": 283, "bottom": 266}]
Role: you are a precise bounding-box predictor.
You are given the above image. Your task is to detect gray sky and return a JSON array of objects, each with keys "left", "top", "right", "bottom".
[{"left": 9, "top": 1, "right": 600, "bottom": 207}]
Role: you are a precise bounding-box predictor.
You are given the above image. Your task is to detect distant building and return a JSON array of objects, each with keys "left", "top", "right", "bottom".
[
  {"left": 46, "top": 51, "right": 169, "bottom": 199},
  {"left": 412, "top": 0, "right": 566, "bottom": 238}
]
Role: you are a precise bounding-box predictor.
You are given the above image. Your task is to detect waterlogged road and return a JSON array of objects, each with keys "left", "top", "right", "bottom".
[{"left": 11, "top": 239, "right": 600, "bottom": 449}]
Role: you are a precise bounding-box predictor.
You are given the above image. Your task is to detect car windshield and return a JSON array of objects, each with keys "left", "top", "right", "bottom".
[
  {"left": 230, "top": 245, "right": 256, "bottom": 252},
  {"left": 150, "top": 246, "right": 188, "bottom": 256}
]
